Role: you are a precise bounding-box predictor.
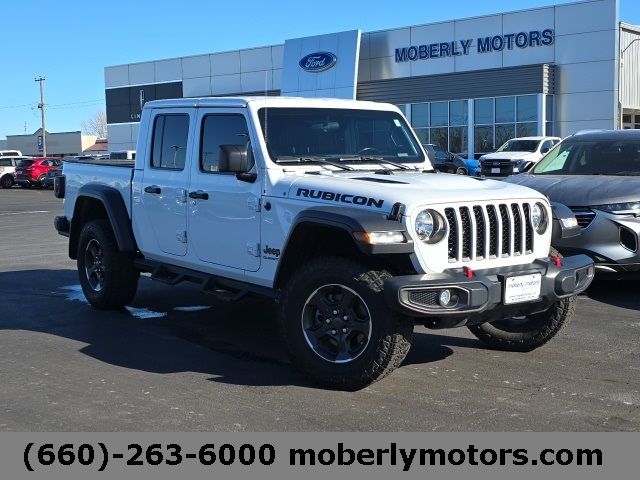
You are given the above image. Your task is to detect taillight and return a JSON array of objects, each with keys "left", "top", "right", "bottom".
[{"left": 54, "top": 174, "right": 65, "bottom": 198}]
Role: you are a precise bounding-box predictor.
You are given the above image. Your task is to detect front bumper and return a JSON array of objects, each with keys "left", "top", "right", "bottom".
[
  {"left": 384, "top": 254, "right": 594, "bottom": 328},
  {"left": 555, "top": 209, "right": 640, "bottom": 274}
]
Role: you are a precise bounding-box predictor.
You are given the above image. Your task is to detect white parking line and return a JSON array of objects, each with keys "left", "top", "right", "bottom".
[{"left": 0, "top": 210, "right": 50, "bottom": 216}]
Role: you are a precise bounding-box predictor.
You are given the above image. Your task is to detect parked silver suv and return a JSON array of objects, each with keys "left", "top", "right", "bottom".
[{"left": 505, "top": 130, "right": 640, "bottom": 277}]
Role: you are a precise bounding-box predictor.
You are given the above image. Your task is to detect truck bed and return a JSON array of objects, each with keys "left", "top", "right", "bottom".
[{"left": 62, "top": 161, "right": 135, "bottom": 218}]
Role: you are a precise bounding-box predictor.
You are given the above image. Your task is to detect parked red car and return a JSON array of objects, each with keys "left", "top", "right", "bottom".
[{"left": 15, "top": 157, "right": 62, "bottom": 188}]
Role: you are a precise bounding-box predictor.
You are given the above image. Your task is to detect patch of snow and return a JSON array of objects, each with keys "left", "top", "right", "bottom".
[
  {"left": 125, "top": 306, "right": 166, "bottom": 319},
  {"left": 60, "top": 285, "right": 88, "bottom": 304}
]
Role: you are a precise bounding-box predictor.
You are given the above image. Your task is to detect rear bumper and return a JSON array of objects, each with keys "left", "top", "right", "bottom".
[
  {"left": 384, "top": 254, "right": 594, "bottom": 328},
  {"left": 16, "top": 176, "right": 35, "bottom": 185},
  {"left": 54, "top": 216, "right": 70, "bottom": 237}
]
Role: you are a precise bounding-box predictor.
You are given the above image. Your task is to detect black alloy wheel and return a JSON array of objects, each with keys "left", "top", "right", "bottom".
[{"left": 301, "top": 284, "right": 372, "bottom": 363}]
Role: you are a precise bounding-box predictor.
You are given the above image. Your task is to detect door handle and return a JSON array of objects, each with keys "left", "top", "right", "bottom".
[
  {"left": 144, "top": 185, "right": 161, "bottom": 194},
  {"left": 188, "top": 190, "right": 209, "bottom": 200}
]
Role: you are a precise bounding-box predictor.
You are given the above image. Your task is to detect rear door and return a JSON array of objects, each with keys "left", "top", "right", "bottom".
[{"left": 138, "top": 109, "right": 195, "bottom": 257}]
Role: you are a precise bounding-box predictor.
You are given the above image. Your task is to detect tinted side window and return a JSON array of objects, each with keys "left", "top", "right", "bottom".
[
  {"left": 200, "top": 114, "right": 249, "bottom": 172},
  {"left": 151, "top": 114, "right": 190, "bottom": 170},
  {"left": 541, "top": 140, "right": 553, "bottom": 150},
  {"left": 0, "top": 159, "right": 11, "bottom": 167}
]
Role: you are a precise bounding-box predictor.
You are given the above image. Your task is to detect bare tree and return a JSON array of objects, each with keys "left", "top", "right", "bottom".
[{"left": 81, "top": 110, "right": 107, "bottom": 138}]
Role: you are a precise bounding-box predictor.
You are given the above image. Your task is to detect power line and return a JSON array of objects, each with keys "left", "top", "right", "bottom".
[
  {"left": 0, "top": 98, "right": 104, "bottom": 110},
  {"left": 0, "top": 102, "right": 38, "bottom": 110}
]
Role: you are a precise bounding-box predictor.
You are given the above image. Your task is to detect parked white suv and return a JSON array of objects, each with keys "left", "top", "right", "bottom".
[
  {"left": 480, "top": 136, "right": 561, "bottom": 177},
  {"left": 0, "top": 156, "right": 31, "bottom": 188}
]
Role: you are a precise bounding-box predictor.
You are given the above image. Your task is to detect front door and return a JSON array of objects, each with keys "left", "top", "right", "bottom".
[
  {"left": 139, "top": 109, "right": 194, "bottom": 257},
  {"left": 187, "top": 110, "right": 262, "bottom": 272}
]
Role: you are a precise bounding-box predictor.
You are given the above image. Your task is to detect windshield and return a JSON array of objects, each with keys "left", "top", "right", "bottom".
[
  {"left": 497, "top": 139, "right": 539, "bottom": 153},
  {"left": 532, "top": 139, "right": 640, "bottom": 175},
  {"left": 258, "top": 108, "right": 425, "bottom": 164},
  {"left": 17, "top": 159, "right": 34, "bottom": 167}
]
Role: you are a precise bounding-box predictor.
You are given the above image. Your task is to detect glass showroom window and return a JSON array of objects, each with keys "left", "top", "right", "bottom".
[
  {"left": 495, "top": 96, "right": 516, "bottom": 148},
  {"left": 410, "top": 100, "right": 468, "bottom": 155},
  {"left": 449, "top": 100, "right": 468, "bottom": 156},
  {"left": 430, "top": 101, "right": 449, "bottom": 151},
  {"left": 473, "top": 95, "right": 543, "bottom": 157},
  {"left": 411, "top": 103, "right": 429, "bottom": 145},
  {"left": 516, "top": 95, "right": 537, "bottom": 137},
  {"left": 545, "top": 95, "right": 554, "bottom": 136},
  {"left": 474, "top": 98, "right": 494, "bottom": 157}
]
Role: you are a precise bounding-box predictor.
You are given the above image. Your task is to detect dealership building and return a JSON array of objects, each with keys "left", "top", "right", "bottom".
[{"left": 105, "top": 0, "right": 639, "bottom": 158}]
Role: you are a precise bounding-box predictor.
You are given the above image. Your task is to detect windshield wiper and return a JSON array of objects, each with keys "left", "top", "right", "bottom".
[
  {"left": 611, "top": 171, "right": 640, "bottom": 176},
  {"left": 277, "top": 157, "right": 354, "bottom": 171},
  {"left": 339, "top": 156, "right": 414, "bottom": 170}
]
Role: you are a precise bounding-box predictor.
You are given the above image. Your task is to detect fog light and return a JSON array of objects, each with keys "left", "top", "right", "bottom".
[{"left": 438, "top": 289, "right": 452, "bottom": 306}]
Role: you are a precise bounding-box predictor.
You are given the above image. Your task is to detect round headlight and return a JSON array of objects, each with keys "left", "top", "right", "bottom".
[
  {"left": 415, "top": 210, "right": 435, "bottom": 241},
  {"left": 532, "top": 202, "right": 548, "bottom": 234},
  {"left": 414, "top": 209, "right": 446, "bottom": 244}
]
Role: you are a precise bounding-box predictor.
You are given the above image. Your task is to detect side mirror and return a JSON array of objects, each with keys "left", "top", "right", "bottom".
[
  {"left": 219, "top": 144, "right": 247, "bottom": 173},
  {"left": 218, "top": 143, "right": 257, "bottom": 183}
]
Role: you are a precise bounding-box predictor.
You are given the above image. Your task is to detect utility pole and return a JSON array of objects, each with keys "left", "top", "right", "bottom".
[{"left": 34, "top": 76, "right": 46, "bottom": 156}]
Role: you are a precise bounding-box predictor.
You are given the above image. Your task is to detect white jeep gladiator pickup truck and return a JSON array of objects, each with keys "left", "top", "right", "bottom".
[{"left": 54, "top": 97, "right": 594, "bottom": 390}]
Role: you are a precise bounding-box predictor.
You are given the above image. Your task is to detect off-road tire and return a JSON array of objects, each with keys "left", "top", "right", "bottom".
[
  {"left": 0, "top": 175, "right": 14, "bottom": 189},
  {"left": 279, "top": 256, "right": 413, "bottom": 390},
  {"left": 77, "top": 219, "right": 139, "bottom": 310},
  {"left": 468, "top": 248, "right": 577, "bottom": 351}
]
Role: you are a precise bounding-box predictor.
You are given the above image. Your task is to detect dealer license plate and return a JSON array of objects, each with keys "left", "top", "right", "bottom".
[
  {"left": 504, "top": 273, "right": 542, "bottom": 305},
  {"left": 491, "top": 167, "right": 501, "bottom": 174}
]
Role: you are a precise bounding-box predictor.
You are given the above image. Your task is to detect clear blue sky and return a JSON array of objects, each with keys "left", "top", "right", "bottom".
[{"left": 1, "top": 0, "right": 638, "bottom": 139}]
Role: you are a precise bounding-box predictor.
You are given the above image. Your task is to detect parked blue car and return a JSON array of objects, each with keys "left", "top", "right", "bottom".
[{"left": 463, "top": 158, "right": 480, "bottom": 176}]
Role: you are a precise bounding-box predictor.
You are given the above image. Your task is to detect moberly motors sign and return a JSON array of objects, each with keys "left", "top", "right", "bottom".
[{"left": 395, "top": 28, "right": 554, "bottom": 63}]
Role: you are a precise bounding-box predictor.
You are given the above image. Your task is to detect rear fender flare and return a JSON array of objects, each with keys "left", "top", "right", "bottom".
[{"left": 69, "top": 184, "right": 136, "bottom": 259}]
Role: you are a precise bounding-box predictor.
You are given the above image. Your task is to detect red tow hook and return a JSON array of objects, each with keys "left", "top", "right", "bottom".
[
  {"left": 463, "top": 266, "right": 474, "bottom": 278},
  {"left": 550, "top": 255, "right": 563, "bottom": 268}
]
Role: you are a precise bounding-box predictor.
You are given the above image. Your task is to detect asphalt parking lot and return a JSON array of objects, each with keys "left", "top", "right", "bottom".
[{"left": 0, "top": 188, "right": 639, "bottom": 431}]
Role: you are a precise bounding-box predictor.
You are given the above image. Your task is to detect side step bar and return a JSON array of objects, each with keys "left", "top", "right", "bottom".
[{"left": 134, "top": 259, "right": 279, "bottom": 302}]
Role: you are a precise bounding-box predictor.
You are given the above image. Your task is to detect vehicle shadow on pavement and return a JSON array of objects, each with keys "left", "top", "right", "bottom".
[
  {"left": 0, "top": 269, "right": 460, "bottom": 389},
  {"left": 583, "top": 278, "right": 640, "bottom": 311}
]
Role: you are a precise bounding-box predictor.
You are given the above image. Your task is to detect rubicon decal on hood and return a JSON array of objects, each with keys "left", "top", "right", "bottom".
[{"left": 296, "top": 188, "right": 384, "bottom": 209}]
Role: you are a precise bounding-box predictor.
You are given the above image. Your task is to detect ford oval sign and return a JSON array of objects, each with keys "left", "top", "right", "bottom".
[{"left": 299, "top": 52, "right": 337, "bottom": 72}]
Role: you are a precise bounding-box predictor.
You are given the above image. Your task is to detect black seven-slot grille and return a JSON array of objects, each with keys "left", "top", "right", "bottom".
[{"left": 444, "top": 203, "right": 535, "bottom": 262}]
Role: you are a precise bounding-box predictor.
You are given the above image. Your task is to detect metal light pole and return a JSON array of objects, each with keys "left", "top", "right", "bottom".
[{"left": 35, "top": 76, "right": 47, "bottom": 157}]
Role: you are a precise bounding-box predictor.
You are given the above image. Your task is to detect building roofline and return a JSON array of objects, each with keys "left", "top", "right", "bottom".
[
  {"left": 6, "top": 130, "right": 83, "bottom": 138},
  {"left": 620, "top": 21, "right": 640, "bottom": 34},
  {"left": 106, "top": 0, "right": 620, "bottom": 70}
]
